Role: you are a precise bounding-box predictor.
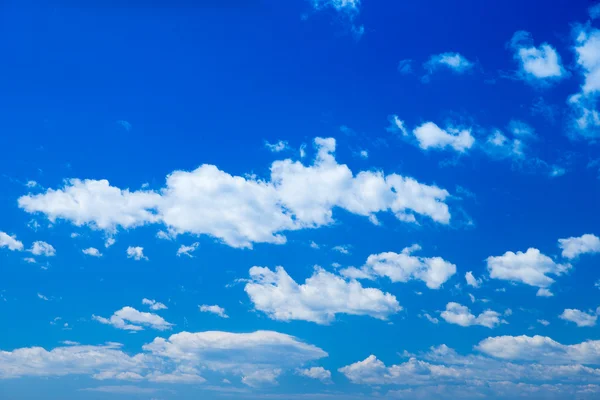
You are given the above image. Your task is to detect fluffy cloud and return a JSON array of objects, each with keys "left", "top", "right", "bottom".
[
  {"left": 176, "top": 242, "right": 199, "bottom": 257},
  {"left": 29, "top": 241, "right": 55, "bottom": 257},
  {"left": 509, "top": 31, "right": 566, "bottom": 81},
  {"left": 142, "top": 298, "right": 167, "bottom": 311},
  {"left": 344, "top": 244, "right": 456, "bottom": 289},
  {"left": 440, "top": 302, "right": 504, "bottom": 328},
  {"left": 559, "top": 234, "right": 600, "bottom": 259},
  {"left": 82, "top": 247, "right": 102, "bottom": 257},
  {"left": 486, "top": 248, "right": 570, "bottom": 289},
  {"left": 93, "top": 306, "right": 173, "bottom": 331},
  {"left": 126, "top": 246, "right": 147, "bottom": 261},
  {"left": 244, "top": 266, "right": 401, "bottom": 324},
  {"left": 560, "top": 309, "right": 598, "bottom": 327},
  {"left": 412, "top": 122, "right": 475, "bottom": 153},
  {"left": 424, "top": 52, "right": 474, "bottom": 74},
  {"left": 18, "top": 138, "right": 451, "bottom": 249},
  {"left": 0, "top": 330, "right": 327, "bottom": 387},
  {"left": 199, "top": 305, "right": 228, "bottom": 318},
  {"left": 465, "top": 271, "right": 482, "bottom": 288},
  {"left": 0, "top": 231, "right": 24, "bottom": 251},
  {"left": 296, "top": 367, "right": 332, "bottom": 383}
]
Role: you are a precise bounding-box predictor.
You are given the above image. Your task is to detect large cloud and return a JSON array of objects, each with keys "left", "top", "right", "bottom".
[
  {"left": 18, "top": 138, "right": 451, "bottom": 249},
  {"left": 0, "top": 330, "right": 327, "bottom": 387},
  {"left": 244, "top": 266, "right": 401, "bottom": 324}
]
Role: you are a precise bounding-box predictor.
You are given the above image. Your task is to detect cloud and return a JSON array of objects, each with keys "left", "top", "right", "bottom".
[
  {"left": 486, "top": 248, "right": 571, "bottom": 289},
  {"left": 560, "top": 309, "right": 598, "bottom": 327},
  {"left": 126, "top": 246, "right": 147, "bottom": 261},
  {"left": 424, "top": 52, "right": 474, "bottom": 75},
  {"left": 440, "top": 302, "right": 504, "bottom": 328},
  {"left": 536, "top": 288, "right": 554, "bottom": 297},
  {"left": 199, "top": 305, "right": 229, "bottom": 318},
  {"left": 296, "top": 367, "right": 332, "bottom": 384},
  {"left": 37, "top": 293, "right": 49, "bottom": 301},
  {"left": 465, "top": 271, "right": 482, "bottom": 288},
  {"left": 19, "top": 138, "right": 451, "bottom": 249},
  {"left": 177, "top": 242, "right": 199, "bottom": 257},
  {"left": 332, "top": 245, "right": 350, "bottom": 254},
  {"left": 265, "top": 140, "right": 289, "bottom": 153},
  {"left": 0, "top": 231, "right": 24, "bottom": 251},
  {"left": 0, "top": 330, "right": 326, "bottom": 387},
  {"left": 343, "top": 244, "right": 456, "bottom": 289},
  {"left": 117, "top": 120, "right": 132, "bottom": 131},
  {"left": 142, "top": 298, "right": 167, "bottom": 311},
  {"left": 244, "top": 266, "right": 401, "bottom": 324},
  {"left": 387, "top": 115, "right": 409, "bottom": 136},
  {"left": 476, "top": 335, "right": 600, "bottom": 364},
  {"left": 421, "top": 313, "right": 439, "bottom": 324},
  {"left": 93, "top": 306, "right": 173, "bottom": 331},
  {"left": 82, "top": 247, "right": 102, "bottom": 257},
  {"left": 105, "top": 237, "right": 115, "bottom": 248},
  {"left": 559, "top": 234, "right": 600, "bottom": 259},
  {"left": 508, "top": 31, "right": 566, "bottom": 82},
  {"left": 412, "top": 122, "right": 475, "bottom": 153},
  {"left": 29, "top": 241, "right": 56, "bottom": 257},
  {"left": 397, "top": 59, "right": 413, "bottom": 74}
]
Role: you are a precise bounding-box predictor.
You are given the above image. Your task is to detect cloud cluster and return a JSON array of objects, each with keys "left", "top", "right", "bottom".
[
  {"left": 244, "top": 265, "right": 401, "bottom": 324},
  {"left": 18, "top": 138, "right": 452, "bottom": 249}
]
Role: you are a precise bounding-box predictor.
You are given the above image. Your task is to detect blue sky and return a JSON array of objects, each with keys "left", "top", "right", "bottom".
[{"left": 2, "top": 0, "right": 600, "bottom": 399}]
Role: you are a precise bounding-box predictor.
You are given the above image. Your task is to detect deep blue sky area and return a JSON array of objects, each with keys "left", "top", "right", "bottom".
[{"left": 1, "top": 1, "right": 600, "bottom": 399}]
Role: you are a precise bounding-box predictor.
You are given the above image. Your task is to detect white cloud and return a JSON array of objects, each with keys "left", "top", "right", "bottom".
[
  {"left": 265, "top": 140, "right": 289, "bottom": 153},
  {"left": 19, "top": 138, "right": 451, "bottom": 249},
  {"left": 332, "top": 245, "right": 350, "bottom": 254},
  {"left": 244, "top": 266, "right": 401, "bottom": 324},
  {"left": 199, "top": 305, "right": 228, "bottom": 318},
  {"left": 421, "top": 313, "right": 439, "bottom": 324},
  {"left": 536, "top": 288, "right": 554, "bottom": 297},
  {"left": 142, "top": 298, "right": 167, "bottom": 311},
  {"left": 468, "top": 293, "right": 476, "bottom": 303},
  {"left": 177, "top": 242, "right": 199, "bottom": 257},
  {"left": 0, "top": 330, "right": 326, "bottom": 387},
  {"left": 387, "top": 115, "right": 409, "bottom": 136},
  {"left": 344, "top": 244, "right": 456, "bottom": 289},
  {"left": 440, "top": 302, "right": 504, "bottom": 328},
  {"left": 296, "top": 367, "right": 332, "bottom": 383},
  {"left": 465, "top": 271, "right": 482, "bottom": 288},
  {"left": 476, "top": 335, "right": 600, "bottom": 364},
  {"left": 486, "top": 248, "right": 571, "bottom": 289},
  {"left": 105, "top": 237, "right": 116, "bottom": 248},
  {"left": 82, "top": 247, "right": 102, "bottom": 257},
  {"left": 412, "top": 122, "right": 475, "bottom": 153},
  {"left": 559, "top": 234, "right": 600, "bottom": 259},
  {"left": 126, "top": 246, "right": 147, "bottom": 261},
  {"left": 93, "top": 306, "right": 173, "bottom": 331},
  {"left": 29, "top": 241, "right": 56, "bottom": 257},
  {"left": 509, "top": 31, "right": 565, "bottom": 81},
  {"left": 560, "top": 309, "right": 598, "bottom": 327},
  {"left": 24, "top": 257, "right": 36, "bottom": 264},
  {"left": 0, "top": 231, "right": 24, "bottom": 251},
  {"left": 309, "top": 241, "right": 320, "bottom": 249},
  {"left": 359, "top": 150, "right": 368, "bottom": 159},
  {"left": 37, "top": 293, "right": 49, "bottom": 301},
  {"left": 424, "top": 52, "right": 474, "bottom": 74},
  {"left": 26, "top": 180, "right": 38, "bottom": 188}
]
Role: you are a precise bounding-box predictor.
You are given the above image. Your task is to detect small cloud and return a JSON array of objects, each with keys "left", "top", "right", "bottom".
[
  {"left": 590, "top": 2, "right": 600, "bottom": 19},
  {"left": 332, "top": 245, "right": 350, "bottom": 255},
  {"left": 156, "top": 231, "right": 173, "bottom": 240},
  {"left": 264, "top": 140, "right": 289, "bottom": 153},
  {"left": 126, "top": 246, "right": 148, "bottom": 261},
  {"left": 37, "top": 293, "right": 49, "bottom": 301},
  {"left": 117, "top": 120, "right": 132, "bottom": 131},
  {"left": 177, "top": 242, "right": 199, "bottom": 258},
  {"left": 199, "top": 304, "right": 229, "bottom": 318},
  {"left": 358, "top": 150, "right": 368, "bottom": 159},
  {"left": 142, "top": 298, "right": 168, "bottom": 311},
  {"left": 420, "top": 312, "right": 439, "bottom": 324},
  {"left": 30, "top": 241, "right": 56, "bottom": 257},
  {"left": 537, "top": 319, "right": 550, "bottom": 326},
  {"left": 82, "top": 247, "right": 102, "bottom": 257},
  {"left": 26, "top": 180, "right": 38, "bottom": 188},
  {"left": 28, "top": 219, "right": 40, "bottom": 231},
  {"left": 105, "top": 238, "right": 116, "bottom": 248},
  {"left": 309, "top": 241, "right": 320, "bottom": 249},
  {"left": 397, "top": 59, "right": 413, "bottom": 75},
  {"left": 536, "top": 288, "right": 554, "bottom": 297},
  {"left": 508, "top": 31, "right": 566, "bottom": 83},
  {"left": 70, "top": 233, "right": 79, "bottom": 238},
  {"left": 23, "top": 257, "right": 36, "bottom": 264},
  {"left": 423, "top": 52, "right": 474, "bottom": 80}
]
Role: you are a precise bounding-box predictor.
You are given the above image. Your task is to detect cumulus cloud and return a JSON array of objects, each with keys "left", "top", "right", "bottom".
[
  {"left": 126, "top": 247, "right": 147, "bottom": 261},
  {"left": 0, "top": 231, "right": 24, "bottom": 251},
  {"left": 465, "top": 271, "right": 482, "bottom": 288},
  {"left": 508, "top": 31, "right": 566, "bottom": 82},
  {"left": 176, "top": 242, "right": 199, "bottom": 257},
  {"left": 29, "top": 241, "right": 55, "bottom": 257},
  {"left": 424, "top": 52, "right": 474, "bottom": 75},
  {"left": 296, "top": 367, "right": 332, "bottom": 383},
  {"left": 536, "top": 288, "right": 554, "bottom": 297},
  {"left": 486, "top": 248, "right": 571, "bottom": 289},
  {"left": 343, "top": 244, "right": 456, "bottom": 289},
  {"left": 560, "top": 309, "right": 598, "bottom": 327},
  {"left": 412, "top": 122, "right": 475, "bottom": 153},
  {"left": 82, "top": 247, "right": 102, "bottom": 257},
  {"left": 142, "top": 298, "right": 167, "bottom": 311},
  {"left": 93, "top": 306, "right": 173, "bottom": 331},
  {"left": 0, "top": 330, "right": 326, "bottom": 387},
  {"left": 440, "top": 302, "right": 504, "bottom": 328},
  {"left": 199, "top": 305, "right": 228, "bottom": 318},
  {"left": 559, "top": 234, "right": 600, "bottom": 259},
  {"left": 244, "top": 266, "right": 401, "bottom": 324},
  {"left": 18, "top": 138, "right": 451, "bottom": 249}
]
